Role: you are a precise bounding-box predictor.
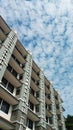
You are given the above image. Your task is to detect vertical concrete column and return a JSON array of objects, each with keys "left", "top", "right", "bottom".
[
  {"left": 50, "top": 85, "right": 58, "bottom": 130},
  {"left": 15, "top": 53, "right": 32, "bottom": 130},
  {"left": 0, "top": 30, "right": 17, "bottom": 81},
  {"left": 38, "top": 70, "right": 46, "bottom": 130},
  {"left": 58, "top": 95, "right": 66, "bottom": 130}
]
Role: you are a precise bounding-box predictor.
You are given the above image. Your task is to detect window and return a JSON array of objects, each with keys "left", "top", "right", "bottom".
[
  {"left": 7, "top": 83, "right": 14, "bottom": 93},
  {"left": 2, "top": 77, "right": 8, "bottom": 87},
  {"left": 45, "top": 104, "right": 47, "bottom": 109},
  {"left": 56, "top": 104, "right": 59, "bottom": 109},
  {"left": 27, "top": 118, "right": 33, "bottom": 130},
  {"left": 12, "top": 69, "right": 18, "bottom": 77},
  {"left": 49, "top": 117, "right": 53, "bottom": 124},
  {"left": 36, "top": 81, "right": 39, "bottom": 86},
  {"left": 36, "top": 91, "right": 39, "bottom": 98},
  {"left": 55, "top": 96, "right": 58, "bottom": 100},
  {"left": 36, "top": 105, "right": 39, "bottom": 112},
  {"left": 46, "top": 116, "right": 48, "bottom": 123},
  {"left": 2, "top": 77, "right": 14, "bottom": 93},
  {"left": 7, "top": 64, "right": 12, "bottom": 72},
  {"left": 30, "top": 88, "right": 35, "bottom": 96},
  {"left": 0, "top": 98, "right": 2, "bottom": 104},
  {"left": 49, "top": 105, "right": 52, "bottom": 110},
  {"left": 59, "top": 126, "right": 62, "bottom": 130},
  {"left": 0, "top": 99, "right": 10, "bottom": 114},
  {"left": 57, "top": 114, "right": 61, "bottom": 120},
  {"left": 19, "top": 74, "right": 23, "bottom": 80},
  {"left": 16, "top": 88, "right": 20, "bottom": 95},
  {"left": 48, "top": 94, "right": 51, "bottom": 99},
  {"left": 29, "top": 101, "right": 34, "bottom": 111}
]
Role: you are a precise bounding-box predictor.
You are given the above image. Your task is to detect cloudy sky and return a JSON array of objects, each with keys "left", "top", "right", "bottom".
[{"left": 0, "top": 0, "right": 73, "bottom": 116}]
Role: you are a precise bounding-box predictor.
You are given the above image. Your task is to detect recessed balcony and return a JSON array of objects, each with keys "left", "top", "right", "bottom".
[
  {"left": 9, "top": 57, "right": 24, "bottom": 74},
  {"left": 46, "top": 109, "right": 53, "bottom": 117},
  {"left": 30, "top": 80, "right": 39, "bottom": 92},
  {"left": 58, "top": 120, "right": 62, "bottom": 126},
  {"left": 0, "top": 83, "right": 18, "bottom": 105},
  {"left": 56, "top": 109, "right": 61, "bottom": 114},
  {"left": 0, "top": 16, "right": 10, "bottom": 34},
  {"left": 13, "top": 47, "right": 26, "bottom": 64},
  {"left": 29, "top": 94, "right": 39, "bottom": 105},
  {"left": 55, "top": 99, "right": 59, "bottom": 104},
  {"left": 45, "top": 85, "right": 50, "bottom": 94},
  {"left": 32, "top": 61, "right": 40, "bottom": 74},
  {"left": 0, "top": 28, "right": 6, "bottom": 41},
  {"left": 16, "top": 40, "right": 27, "bottom": 57},
  {"left": 27, "top": 108, "right": 40, "bottom": 121},
  {"left": 4, "top": 69, "right": 21, "bottom": 88},
  {"left": 32, "top": 69, "right": 39, "bottom": 81},
  {"left": 45, "top": 96, "right": 51, "bottom": 105},
  {"left": 0, "top": 116, "right": 14, "bottom": 130},
  {"left": 46, "top": 123, "right": 53, "bottom": 130}
]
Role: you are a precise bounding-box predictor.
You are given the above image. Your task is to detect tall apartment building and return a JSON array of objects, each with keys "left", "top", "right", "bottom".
[{"left": 0, "top": 16, "right": 66, "bottom": 130}]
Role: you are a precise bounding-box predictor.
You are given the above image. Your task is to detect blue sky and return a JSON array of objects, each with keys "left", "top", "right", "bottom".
[{"left": 0, "top": 0, "right": 73, "bottom": 116}]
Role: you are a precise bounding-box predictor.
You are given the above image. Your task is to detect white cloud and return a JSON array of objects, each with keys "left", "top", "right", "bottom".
[{"left": 0, "top": 0, "right": 73, "bottom": 116}]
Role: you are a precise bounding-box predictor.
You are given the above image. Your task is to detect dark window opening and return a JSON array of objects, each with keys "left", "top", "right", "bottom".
[
  {"left": 27, "top": 118, "right": 33, "bottom": 130},
  {"left": 36, "top": 105, "right": 39, "bottom": 112},
  {"left": 0, "top": 99, "right": 10, "bottom": 114},
  {"left": 29, "top": 101, "right": 34, "bottom": 111}
]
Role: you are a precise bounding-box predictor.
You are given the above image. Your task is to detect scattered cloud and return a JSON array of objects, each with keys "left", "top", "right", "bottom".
[{"left": 0, "top": 0, "right": 73, "bottom": 116}]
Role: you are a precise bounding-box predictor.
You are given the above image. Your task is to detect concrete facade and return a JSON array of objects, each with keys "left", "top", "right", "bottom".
[{"left": 0, "top": 16, "right": 66, "bottom": 130}]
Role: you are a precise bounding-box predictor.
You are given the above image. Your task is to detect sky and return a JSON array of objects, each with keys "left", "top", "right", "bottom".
[{"left": 0, "top": 0, "right": 73, "bottom": 116}]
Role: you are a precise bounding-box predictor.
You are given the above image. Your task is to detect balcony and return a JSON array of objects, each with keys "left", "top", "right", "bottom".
[
  {"left": 46, "top": 123, "right": 53, "bottom": 130},
  {"left": 46, "top": 109, "right": 53, "bottom": 117},
  {"left": 0, "top": 116, "right": 14, "bottom": 130},
  {"left": 32, "top": 69, "right": 39, "bottom": 81},
  {"left": 45, "top": 94, "right": 51, "bottom": 105},
  {"left": 54, "top": 89, "right": 58, "bottom": 96},
  {"left": 58, "top": 120, "right": 62, "bottom": 126},
  {"left": 0, "top": 16, "right": 10, "bottom": 34},
  {"left": 32, "top": 61, "right": 40, "bottom": 74},
  {"left": 55, "top": 99, "right": 59, "bottom": 104},
  {"left": 30, "top": 79, "right": 39, "bottom": 92},
  {"left": 4, "top": 69, "right": 21, "bottom": 88},
  {"left": 0, "top": 83, "right": 18, "bottom": 105},
  {"left": 29, "top": 93, "right": 39, "bottom": 105},
  {"left": 16, "top": 40, "right": 27, "bottom": 58},
  {"left": 0, "top": 27, "right": 6, "bottom": 41},
  {"left": 56, "top": 109, "right": 61, "bottom": 114},
  {"left": 13, "top": 47, "right": 26, "bottom": 64},
  {"left": 9, "top": 57, "right": 24, "bottom": 74},
  {"left": 45, "top": 85, "right": 50, "bottom": 94},
  {"left": 27, "top": 108, "right": 40, "bottom": 121}
]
